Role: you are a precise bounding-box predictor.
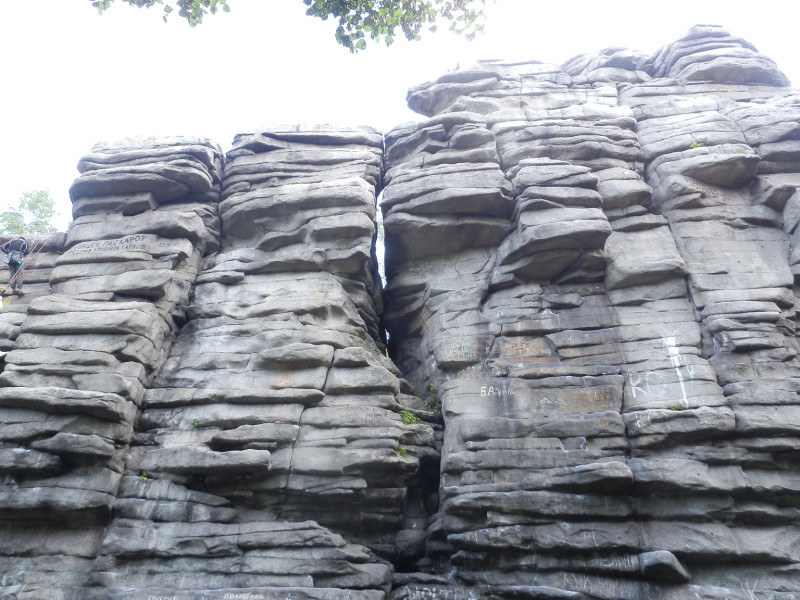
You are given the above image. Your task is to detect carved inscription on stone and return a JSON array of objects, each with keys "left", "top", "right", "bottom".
[
  {"left": 445, "top": 379, "right": 622, "bottom": 418},
  {"left": 68, "top": 234, "right": 150, "bottom": 254},
  {"left": 489, "top": 336, "right": 557, "bottom": 364},
  {"left": 66, "top": 234, "right": 193, "bottom": 259}
]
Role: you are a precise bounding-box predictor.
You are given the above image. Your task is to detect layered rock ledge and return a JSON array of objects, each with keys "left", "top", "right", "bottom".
[{"left": 2, "top": 24, "right": 800, "bottom": 600}]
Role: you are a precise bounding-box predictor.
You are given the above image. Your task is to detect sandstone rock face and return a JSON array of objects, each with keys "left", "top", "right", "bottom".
[
  {"left": 387, "top": 25, "right": 800, "bottom": 600},
  {"left": 1, "top": 133, "right": 435, "bottom": 599},
  {"left": 1, "top": 24, "right": 800, "bottom": 600}
]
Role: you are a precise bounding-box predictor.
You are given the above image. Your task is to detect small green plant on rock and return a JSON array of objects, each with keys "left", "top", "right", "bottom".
[
  {"left": 348, "top": 332, "right": 368, "bottom": 346},
  {"left": 668, "top": 403, "right": 686, "bottom": 411},
  {"left": 399, "top": 410, "right": 421, "bottom": 425},
  {"left": 138, "top": 471, "right": 154, "bottom": 482},
  {"left": 423, "top": 382, "right": 442, "bottom": 414},
  {"left": 396, "top": 446, "right": 407, "bottom": 457},
  {"left": 412, "top": 384, "right": 442, "bottom": 414},
  {"left": 191, "top": 418, "right": 201, "bottom": 427},
  {"left": 689, "top": 141, "right": 705, "bottom": 149}
]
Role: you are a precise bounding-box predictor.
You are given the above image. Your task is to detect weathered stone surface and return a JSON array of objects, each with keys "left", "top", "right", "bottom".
[
  {"left": 0, "top": 447, "right": 63, "bottom": 474},
  {"left": 382, "top": 23, "right": 800, "bottom": 600},
  {"left": 1, "top": 130, "right": 432, "bottom": 600},
  {"left": 639, "top": 550, "right": 691, "bottom": 583},
  {"left": 3, "top": 24, "right": 800, "bottom": 600}
]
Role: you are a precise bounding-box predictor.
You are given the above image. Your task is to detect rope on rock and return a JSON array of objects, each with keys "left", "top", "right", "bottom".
[{"left": 1, "top": 233, "right": 59, "bottom": 306}]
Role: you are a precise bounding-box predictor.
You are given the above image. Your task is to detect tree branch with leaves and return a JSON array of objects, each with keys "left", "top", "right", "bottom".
[
  {"left": 91, "top": 0, "right": 230, "bottom": 26},
  {"left": 303, "top": 0, "right": 486, "bottom": 51},
  {"left": 89, "top": 0, "right": 485, "bottom": 50}
]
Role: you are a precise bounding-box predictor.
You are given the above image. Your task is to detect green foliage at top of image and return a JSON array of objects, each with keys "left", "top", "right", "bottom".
[
  {"left": 92, "top": 0, "right": 230, "bottom": 26},
  {"left": 90, "top": 0, "right": 486, "bottom": 52}
]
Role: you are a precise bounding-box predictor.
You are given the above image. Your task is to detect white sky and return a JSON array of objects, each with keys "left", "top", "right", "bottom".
[{"left": 1, "top": 0, "right": 798, "bottom": 230}]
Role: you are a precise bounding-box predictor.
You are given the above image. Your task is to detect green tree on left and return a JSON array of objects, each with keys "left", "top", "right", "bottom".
[{"left": 1, "top": 190, "right": 58, "bottom": 235}]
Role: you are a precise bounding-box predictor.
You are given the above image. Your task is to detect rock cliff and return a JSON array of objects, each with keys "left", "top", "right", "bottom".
[{"left": 2, "top": 25, "right": 800, "bottom": 600}]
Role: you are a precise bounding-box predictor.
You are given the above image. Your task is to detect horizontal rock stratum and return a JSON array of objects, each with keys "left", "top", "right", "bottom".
[{"left": 2, "top": 24, "right": 800, "bottom": 600}]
